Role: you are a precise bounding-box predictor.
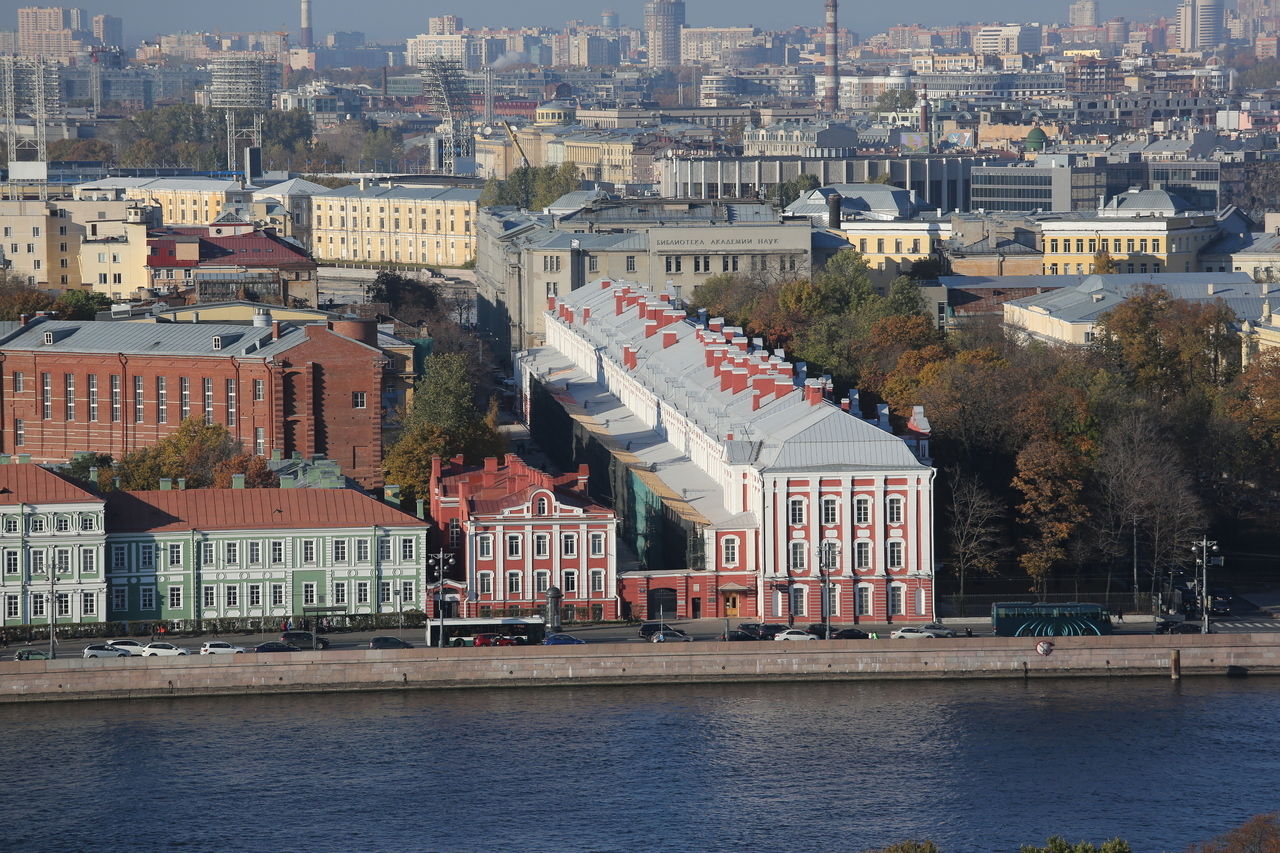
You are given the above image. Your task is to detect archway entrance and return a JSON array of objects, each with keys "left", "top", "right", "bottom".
[{"left": 648, "top": 588, "right": 678, "bottom": 621}]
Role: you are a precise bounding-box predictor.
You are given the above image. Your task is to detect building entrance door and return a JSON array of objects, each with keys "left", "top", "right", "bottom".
[{"left": 724, "top": 593, "right": 739, "bottom": 617}]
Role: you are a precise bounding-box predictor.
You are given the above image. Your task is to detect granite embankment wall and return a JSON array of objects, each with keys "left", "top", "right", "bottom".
[{"left": 2, "top": 633, "right": 1278, "bottom": 704}]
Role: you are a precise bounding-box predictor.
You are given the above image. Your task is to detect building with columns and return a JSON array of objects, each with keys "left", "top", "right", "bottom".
[{"left": 520, "top": 278, "right": 936, "bottom": 624}]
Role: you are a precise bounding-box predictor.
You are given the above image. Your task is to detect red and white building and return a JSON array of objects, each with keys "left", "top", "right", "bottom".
[
  {"left": 428, "top": 454, "right": 621, "bottom": 621},
  {"left": 521, "top": 278, "right": 937, "bottom": 624}
]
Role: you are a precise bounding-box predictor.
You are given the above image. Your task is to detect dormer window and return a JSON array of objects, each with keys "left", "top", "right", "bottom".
[
  {"left": 212, "top": 336, "right": 223, "bottom": 350},
  {"left": 536, "top": 497, "right": 548, "bottom": 515},
  {"left": 42, "top": 331, "right": 53, "bottom": 345}
]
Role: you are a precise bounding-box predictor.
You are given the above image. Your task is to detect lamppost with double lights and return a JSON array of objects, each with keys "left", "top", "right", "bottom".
[
  {"left": 427, "top": 547, "right": 455, "bottom": 647},
  {"left": 818, "top": 541, "right": 837, "bottom": 639},
  {"left": 1191, "top": 537, "right": 1221, "bottom": 636}
]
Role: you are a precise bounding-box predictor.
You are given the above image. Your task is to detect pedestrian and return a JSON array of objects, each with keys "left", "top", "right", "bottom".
[
  {"left": 965, "top": 627, "right": 973, "bottom": 638},
  {"left": 1116, "top": 608, "right": 1124, "bottom": 622},
  {"left": 280, "top": 619, "right": 287, "bottom": 633}
]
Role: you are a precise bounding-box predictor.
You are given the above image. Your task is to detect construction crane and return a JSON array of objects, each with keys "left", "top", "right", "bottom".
[{"left": 501, "top": 120, "right": 529, "bottom": 169}]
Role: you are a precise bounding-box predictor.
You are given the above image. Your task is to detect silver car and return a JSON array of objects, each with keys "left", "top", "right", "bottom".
[
  {"left": 141, "top": 642, "right": 190, "bottom": 656},
  {"left": 83, "top": 643, "right": 131, "bottom": 658},
  {"left": 199, "top": 641, "right": 247, "bottom": 655},
  {"left": 106, "top": 639, "right": 145, "bottom": 655}
]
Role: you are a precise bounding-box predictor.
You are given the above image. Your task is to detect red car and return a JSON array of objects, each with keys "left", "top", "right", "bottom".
[
  {"left": 472, "top": 633, "right": 502, "bottom": 647},
  {"left": 493, "top": 635, "right": 527, "bottom": 647}
]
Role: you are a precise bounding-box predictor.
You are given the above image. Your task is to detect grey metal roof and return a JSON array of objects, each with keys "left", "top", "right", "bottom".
[
  {"left": 786, "top": 184, "right": 934, "bottom": 222},
  {"left": 314, "top": 184, "right": 481, "bottom": 202},
  {"left": 253, "top": 178, "right": 333, "bottom": 198},
  {"left": 548, "top": 278, "right": 927, "bottom": 474},
  {"left": 940, "top": 274, "right": 1086, "bottom": 290},
  {"left": 0, "top": 318, "right": 304, "bottom": 359},
  {"left": 1006, "top": 272, "right": 1269, "bottom": 324}
]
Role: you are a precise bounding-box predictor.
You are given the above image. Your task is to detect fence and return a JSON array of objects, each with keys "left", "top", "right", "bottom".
[{"left": 937, "top": 592, "right": 1153, "bottom": 619}]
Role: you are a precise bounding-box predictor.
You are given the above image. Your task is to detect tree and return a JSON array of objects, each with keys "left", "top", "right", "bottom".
[
  {"left": 479, "top": 163, "right": 582, "bottom": 210},
  {"left": 50, "top": 289, "right": 111, "bottom": 319},
  {"left": 1013, "top": 438, "right": 1088, "bottom": 597},
  {"left": 1092, "top": 248, "right": 1117, "bottom": 274},
  {"left": 863, "top": 843, "right": 940, "bottom": 853},
  {"left": 0, "top": 274, "right": 55, "bottom": 319},
  {"left": 1020, "top": 837, "right": 1132, "bottom": 853},
  {"left": 1188, "top": 813, "right": 1280, "bottom": 853},
  {"left": 211, "top": 453, "right": 280, "bottom": 488},
  {"left": 114, "top": 417, "right": 239, "bottom": 490},
  {"left": 768, "top": 173, "right": 820, "bottom": 208},
  {"left": 60, "top": 452, "right": 115, "bottom": 490},
  {"left": 875, "top": 88, "right": 918, "bottom": 112},
  {"left": 947, "top": 466, "right": 1008, "bottom": 604},
  {"left": 367, "top": 270, "right": 438, "bottom": 324}
]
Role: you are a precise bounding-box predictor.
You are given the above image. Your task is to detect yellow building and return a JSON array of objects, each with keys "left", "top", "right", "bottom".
[
  {"left": 0, "top": 199, "right": 156, "bottom": 292},
  {"left": 310, "top": 183, "right": 482, "bottom": 267},
  {"left": 73, "top": 177, "right": 253, "bottom": 226},
  {"left": 1039, "top": 190, "right": 1222, "bottom": 276}
]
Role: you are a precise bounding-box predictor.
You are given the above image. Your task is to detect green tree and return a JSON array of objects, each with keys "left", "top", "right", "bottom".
[
  {"left": 0, "top": 274, "right": 55, "bottom": 319},
  {"left": 863, "top": 843, "right": 941, "bottom": 853},
  {"left": 50, "top": 289, "right": 111, "bottom": 320},
  {"left": 60, "top": 452, "right": 116, "bottom": 490},
  {"left": 1020, "top": 836, "right": 1132, "bottom": 853},
  {"left": 769, "top": 173, "right": 820, "bottom": 208},
  {"left": 875, "top": 88, "right": 918, "bottom": 112},
  {"left": 114, "top": 417, "right": 240, "bottom": 490}
]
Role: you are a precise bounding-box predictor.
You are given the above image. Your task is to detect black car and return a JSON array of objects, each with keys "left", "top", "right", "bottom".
[
  {"left": 253, "top": 641, "right": 301, "bottom": 653},
  {"left": 1157, "top": 622, "right": 1210, "bottom": 635},
  {"left": 369, "top": 636, "right": 415, "bottom": 649},
  {"left": 832, "top": 628, "right": 870, "bottom": 640},
  {"left": 638, "top": 622, "right": 685, "bottom": 639},
  {"left": 717, "top": 630, "right": 759, "bottom": 641},
  {"left": 281, "top": 631, "right": 330, "bottom": 650},
  {"left": 736, "top": 623, "right": 788, "bottom": 640}
]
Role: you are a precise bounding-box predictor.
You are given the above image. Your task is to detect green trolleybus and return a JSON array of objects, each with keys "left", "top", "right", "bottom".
[{"left": 991, "top": 602, "right": 1113, "bottom": 637}]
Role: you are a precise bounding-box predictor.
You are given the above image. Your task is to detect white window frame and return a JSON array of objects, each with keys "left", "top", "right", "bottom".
[
  {"left": 887, "top": 496, "right": 904, "bottom": 525},
  {"left": 855, "top": 497, "right": 870, "bottom": 525},
  {"left": 788, "top": 540, "right": 806, "bottom": 571},
  {"left": 788, "top": 497, "right": 806, "bottom": 526},
  {"left": 821, "top": 496, "right": 839, "bottom": 526}
]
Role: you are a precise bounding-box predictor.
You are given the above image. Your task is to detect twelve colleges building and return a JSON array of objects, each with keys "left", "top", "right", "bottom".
[{"left": 521, "top": 278, "right": 938, "bottom": 624}]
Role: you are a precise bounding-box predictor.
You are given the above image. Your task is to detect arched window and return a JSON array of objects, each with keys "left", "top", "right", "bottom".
[
  {"left": 788, "top": 540, "right": 806, "bottom": 571},
  {"left": 536, "top": 496, "right": 548, "bottom": 515},
  {"left": 787, "top": 497, "right": 806, "bottom": 526}
]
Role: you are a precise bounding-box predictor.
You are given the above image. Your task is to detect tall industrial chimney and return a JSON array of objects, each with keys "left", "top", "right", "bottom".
[
  {"left": 300, "top": 0, "right": 314, "bottom": 49},
  {"left": 823, "top": 0, "right": 838, "bottom": 115}
]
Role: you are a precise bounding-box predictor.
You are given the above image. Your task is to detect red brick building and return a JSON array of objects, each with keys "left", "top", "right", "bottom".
[
  {"left": 428, "top": 454, "right": 621, "bottom": 622},
  {"left": 0, "top": 315, "right": 389, "bottom": 487}
]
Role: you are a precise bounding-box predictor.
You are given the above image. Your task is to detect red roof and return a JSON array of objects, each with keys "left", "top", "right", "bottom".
[
  {"left": 146, "top": 232, "right": 313, "bottom": 270},
  {"left": 0, "top": 465, "right": 100, "bottom": 506},
  {"left": 106, "top": 488, "right": 426, "bottom": 533}
]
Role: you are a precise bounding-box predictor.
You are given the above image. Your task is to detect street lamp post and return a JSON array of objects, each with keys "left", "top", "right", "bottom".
[
  {"left": 1191, "top": 536, "right": 1220, "bottom": 636},
  {"left": 819, "top": 542, "right": 836, "bottom": 640},
  {"left": 48, "top": 573, "right": 57, "bottom": 660},
  {"left": 427, "top": 547, "right": 456, "bottom": 648}
]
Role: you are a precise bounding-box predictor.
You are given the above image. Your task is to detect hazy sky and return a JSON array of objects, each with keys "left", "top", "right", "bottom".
[{"left": 31, "top": 0, "right": 1174, "bottom": 42}]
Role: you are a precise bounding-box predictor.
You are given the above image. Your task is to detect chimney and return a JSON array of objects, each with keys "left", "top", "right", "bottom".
[
  {"left": 877, "top": 404, "right": 891, "bottom": 430},
  {"left": 272, "top": 320, "right": 281, "bottom": 340},
  {"left": 823, "top": 0, "right": 839, "bottom": 114},
  {"left": 662, "top": 329, "right": 678, "bottom": 348},
  {"left": 1208, "top": 282, "right": 1217, "bottom": 295},
  {"left": 300, "top": 0, "right": 314, "bottom": 49},
  {"left": 827, "top": 192, "right": 843, "bottom": 229},
  {"left": 582, "top": 307, "right": 591, "bottom": 324},
  {"left": 177, "top": 478, "right": 187, "bottom": 490},
  {"left": 577, "top": 464, "right": 589, "bottom": 491},
  {"left": 708, "top": 317, "right": 724, "bottom": 332},
  {"left": 159, "top": 478, "right": 172, "bottom": 490},
  {"left": 803, "top": 379, "right": 824, "bottom": 406},
  {"left": 840, "top": 397, "right": 851, "bottom": 411},
  {"left": 232, "top": 473, "right": 246, "bottom": 489}
]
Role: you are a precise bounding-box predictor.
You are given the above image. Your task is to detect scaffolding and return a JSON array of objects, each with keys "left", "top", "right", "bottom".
[
  {"left": 2, "top": 56, "right": 59, "bottom": 200},
  {"left": 209, "top": 54, "right": 276, "bottom": 174},
  {"left": 422, "top": 58, "right": 474, "bottom": 176}
]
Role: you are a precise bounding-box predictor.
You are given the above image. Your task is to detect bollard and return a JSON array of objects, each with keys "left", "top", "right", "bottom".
[{"left": 1170, "top": 648, "right": 1181, "bottom": 680}]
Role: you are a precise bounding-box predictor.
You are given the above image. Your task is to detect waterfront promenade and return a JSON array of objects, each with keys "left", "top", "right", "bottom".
[{"left": 2, "top": 632, "right": 1278, "bottom": 703}]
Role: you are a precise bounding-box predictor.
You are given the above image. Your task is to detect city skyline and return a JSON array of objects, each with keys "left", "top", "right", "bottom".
[{"left": 24, "top": 0, "right": 1173, "bottom": 43}]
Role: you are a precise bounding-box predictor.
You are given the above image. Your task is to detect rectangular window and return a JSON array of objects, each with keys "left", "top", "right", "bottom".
[
  {"left": 357, "top": 539, "right": 370, "bottom": 562},
  {"left": 201, "top": 541, "right": 215, "bottom": 565},
  {"left": 270, "top": 541, "right": 284, "bottom": 564},
  {"left": 111, "top": 587, "right": 126, "bottom": 611},
  {"left": 788, "top": 499, "right": 805, "bottom": 526},
  {"left": 664, "top": 255, "right": 682, "bottom": 273},
  {"left": 378, "top": 538, "right": 392, "bottom": 561},
  {"left": 41, "top": 372, "right": 51, "bottom": 419},
  {"left": 168, "top": 586, "right": 182, "bottom": 610},
  {"left": 400, "top": 538, "right": 415, "bottom": 562},
  {"left": 225, "top": 542, "right": 238, "bottom": 565},
  {"left": 887, "top": 498, "right": 903, "bottom": 525},
  {"left": 535, "top": 571, "right": 549, "bottom": 594},
  {"left": 248, "top": 585, "right": 262, "bottom": 607},
  {"left": 32, "top": 593, "right": 47, "bottom": 618},
  {"left": 14, "top": 419, "right": 23, "bottom": 447},
  {"left": 88, "top": 374, "right": 98, "bottom": 421},
  {"left": 81, "top": 550, "right": 95, "bottom": 573},
  {"left": 156, "top": 377, "right": 167, "bottom": 424},
  {"left": 855, "top": 541, "right": 871, "bottom": 569},
  {"left": 271, "top": 584, "right": 285, "bottom": 606},
  {"left": 590, "top": 570, "right": 605, "bottom": 593},
  {"left": 56, "top": 593, "right": 71, "bottom": 617},
  {"left": 4, "top": 593, "right": 17, "bottom": 618},
  {"left": 534, "top": 534, "right": 549, "bottom": 558},
  {"left": 12, "top": 372, "right": 22, "bottom": 393},
  {"left": 254, "top": 427, "right": 265, "bottom": 456},
  {"left": 561, "top": 534, "right": 577, "bottom": 557},
  {"left": 203, "top": 378, "right": 213, "bottom": 424},
  {"left": 254, "top": 379, "right": 264, "bottom": 401},
  {"left": 134, "top": 376, "right": 144, "bottom": 423},
  {"left": 180, "top": 377, "right": 190, "bottom": 419},
  {"left": 55, "top": 548, "right": 70, "bottom": 572},
  {"left": 477, "top": 535, "right": 493, "bottom": 559},
  {"left": 62, "top": 374, "right": 76, "bottom": 420},
  {"left": 140, "top": 544, "right": 155, "bottom": 569},
  {"left": 248, "top": 541, "right": 261, "bottom": 564},
  {"left": 507, "top": 572, "right": 522, "bottom": 595},
  {"left": 302, "top": 540, "right": 316, "bottom": 563},
  {"left": 334, "top": 582, "right": 347, "bottom": 605},
  {"left": 479, "top": 573, "right": 493, "bottom": 595},
  {"left": 225, "top": 586, "right": 238, "bottom": 607},
  {"left": 112, "top": 546, "right": 126, "bottom": 569},
  {"left": 357, "top": 581, "right": 370, "bottom": 604},
  {"left": 110, "top": 374, "right": 120, "bottom": 422},
  {"left": 333, "top": 540, "right": 348, "bottom": 562},
  {"left": 856, "top": 586, "right": 871, "bottom": 616},
  {"left": 168, "top": 543, "right": 182, "bottom": 566},
  {"left": 352, "top": 391, "right": 366, "bottom": 409},
  {"left": 401, "top": 580, "right": 414, "bottom": 604},
  {"left": 821, "top": 497, "right": 838, "bottom": 525},
  {"left": 590, "top": 533, "right": 605, "bottom": 556},
  {"left": 379, "top": 581, "right": 392, "bottom": 603},
  {"left": 625, "top": 255, "right": 636, "bottom": 272},
  {"left": 226, "top": 379, "right": 236, "bottom": 426},
  {"left": 890, "top": 585, "right": 904, "bottom": 615},
  {"left": 722, "top": 537, "right": 738, "bottom": 565},
  {"left": 203, "top": 585, "right": 216, "bottom": 608},
  {"left": 141, "top": 587, "right": 156, "bottom": 610},
  {"left": 303, "top": 583, "right": 316, "bottom": 606},
  {"left": 888, "top": 541, "right": 905, "bottom": 568},
  {"left": 30, "top": 551, "right": 44, "bottom": 574},
  {"left": 3, "top": 551, "right": 16, "bottom": 574}
]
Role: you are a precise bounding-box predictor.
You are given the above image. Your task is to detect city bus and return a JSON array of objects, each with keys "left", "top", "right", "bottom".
[
  {"left": 991, "top": 602, "right": 1113, "bottom": 637},
  {"left": 427, "top": 617, "right": 548, "bottom": 647}
]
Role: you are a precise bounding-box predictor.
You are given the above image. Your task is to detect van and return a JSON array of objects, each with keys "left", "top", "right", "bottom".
[{"left": 280, "top": 630, "right": 330, "bottom": 650}]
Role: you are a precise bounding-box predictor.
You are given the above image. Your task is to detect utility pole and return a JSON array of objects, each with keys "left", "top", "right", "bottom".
[
  {"left": 427, "top": 547, "right": 455, "bottom": 647},
  {"left": 1191, "top": 537, "right": 1220, "bottom": 635}
]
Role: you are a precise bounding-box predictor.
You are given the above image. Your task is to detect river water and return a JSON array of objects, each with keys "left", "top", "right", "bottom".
[{"left": 2, "top": 677, "right": 1277, "bottom": 852}]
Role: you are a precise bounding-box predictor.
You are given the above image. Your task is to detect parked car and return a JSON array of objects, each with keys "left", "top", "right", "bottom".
[
  {"left": 638, "top": 622, "right": 684, "bottom": 639},
  {"left": 253, "top": 642, "right": 300, "bottom": 653},
  {"left": 737, "top": 623, "right": 788, "bottom": 640},
  {"left": 493, "top": 635, "right": 528, "bottom": 647},
  {"left": 142, "top": 642, "right": 190, "bottom": 656},
  {"left": 199, "top": 641, "right": 247, "bottom": 655},
  {"left": 83, "top": 643, "right": 131, "bottom": 658},
  {"left": 716, "top": 630, "right": 759, "bottom": 641},
  {"left": 805, "top": 624, "right": 840, "bottom": 639},
  {"left": 1157, "top": 622, "right": 1210, "bottom": 635},
  {"left": 472, "top": 633, "right": 502, "bottom": 647},
  {"left": 281, "top": 631, "right": 330, "bottom": 650},
  {"left": 891, "top": 625, "right": 955, "bottom": 639},
  {"left": 369, "top": 636, "right": 415, "bottom": 649},
  {"left": 542, "top": 633, "right": 586, "bottom": 646},
  {"left": 13, "top": 648, "right": 52, "bottom": 660},
  {"left": 650, "top": 630, "right": 693, "bottom": 643},
  {"left": 773, "top": 629, "right": 818, "bottom": 641},
  {"left": 106, "top": 639, "right": 145, "bottom": 655},
  {"left": 832, "top": 628, "right": 870, "bottom": 640}
]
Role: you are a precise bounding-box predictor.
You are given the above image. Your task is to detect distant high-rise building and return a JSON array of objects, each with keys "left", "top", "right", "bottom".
[
  {"left": 644, "top": 0, "right": 685, "bottom": 68},
  {"left": 1103, "top": 17, "right": 1130, "bottom": 43},
  {"left": 429, "top": 16, "right": 464, "bottom": 36},
  {"left": 974, "top": 24, "right": 1042, "bottom": 55},
  {"left": 92, "top": 14, "right": 122, "bottom": 47},
  {"left": 1069, "top": 0, "right": 1100, "bottom": 27},
  {"left": 1176, "top": 0, "right": 1225, "bottom": 48},
  {"left": 602, "top": 9, "right": 620, "bottom": 28},
  {"left": 17, "top": 5, "right": 88, "bottom": 60}
]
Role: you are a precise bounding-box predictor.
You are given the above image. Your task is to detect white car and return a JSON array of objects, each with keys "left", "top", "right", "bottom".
[
  {"left": 83, "top": 643, "right": 131, "bottom": 658},
  {"left": 891, "top": 624, "right": 957, "bottom": 639},
  {"left": 773, "top": 629, "right": 817, "bottom": 641},
  {"left": 106, "top": 639, "right": 146, "bottom": 655},
  {"left": 141, "top": 642, "right": 191, "bottom": 656},
  {"left": 199, "top": 641, "right": 247, "bottom": 655}
]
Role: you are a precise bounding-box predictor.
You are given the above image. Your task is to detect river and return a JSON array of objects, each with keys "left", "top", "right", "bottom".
[{"left": 2, "top": 677, "right": 1277, "bottom": 852}]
